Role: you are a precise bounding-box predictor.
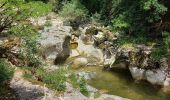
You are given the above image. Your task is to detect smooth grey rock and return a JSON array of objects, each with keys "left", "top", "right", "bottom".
[
  {"left": 73, "top": 57, "right": 88, "bottom": 68},
  {"left": 129, "top": 67, "right": 145, "bottom": 80},
  {"left": 145, "top": 69, "right": 166, "bottom": 85},
  {"left": 164, "top": 77, "right": 170, "bottom": 86},
  {"left": 78, "top": 39, "right": 103, "bottom": 64},
  {"left": 38, "top": 17, "right": 72, "bottom": 63}
]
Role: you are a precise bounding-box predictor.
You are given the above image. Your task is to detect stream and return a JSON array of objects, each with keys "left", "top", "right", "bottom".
[
  {"left": 68, "top": 37, "right": 170, "bottom": 100},
  {"left": 76, "top": 66, "right": 170, "bottom": 100}
]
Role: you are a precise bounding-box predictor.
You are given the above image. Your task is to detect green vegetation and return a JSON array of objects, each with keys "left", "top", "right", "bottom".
[
  {"left": 22, "top": 36, "right": 42, "bottom": 67},
  {"left": 151, "top": 46, "right": 167, "bottom": 60},
  {"left": 0, "top": 0, "right": 51, "bottom": 97},
  {"left": 69, "top": 73, "right": 79, "bottom": 88},
  {"left": 0, "top": 0, "right": 52, "bottom": 67},
  {"left": 69, "top": 73, "right": 90, "bottom": 96},
  {"left": 22, "top": 66, "right": 90, "bottom": 96},
  {"left": 80, "top": 0, "right": 168, "bottom": 33},
  {"left": 41, "top": 68, "right": 67, "bottom": 92},
  {"left": 0, "top": 60, "right": 14, "bottom": 84},
  {"left": 56, "top": 0, "right": 169, "bottom": 45},
  {"left": 59, "top": 0, "right": 88, "bottom": 19},
  {"left": 23, "top": 72, "right": 33, "bottom": 79},
  {"left": 0, "top": 0, "right": 52, "bottom": 18},
  {"left": 79, "top": 76, "right": 90, "bottom": 97},
  {"left": 22, "top": 67, "right": 67, "bottom": 92},
  {"left": 1, "top": 0, "right": 170, "bottom": 98},
  {"left": 9, "top": 23, "right": 42, "bottom": 67},
  {"left": 151, "top": 31, "right": 170, "bottom": 60},
  {"left": 76, "top": 0, "right": 169, "bottom": 60}
]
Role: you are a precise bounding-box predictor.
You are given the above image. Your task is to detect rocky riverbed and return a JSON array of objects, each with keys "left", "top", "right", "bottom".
[
  {"left": 8, "top": 13, "right": 129, "bottom": 100},
  {"left": 7, "top": 12, "right": 170, "bottom": 100},
  {"left": 37, "top": 13, "right": 170, "bottom": 89}
]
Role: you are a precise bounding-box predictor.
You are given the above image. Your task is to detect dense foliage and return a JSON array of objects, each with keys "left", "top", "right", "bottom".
[
  {"left": 0, "top": 0, "right": 52, "bottom": 67},
  {"left": 62, "top": 0, "right": 169, "bottom": 59},
  {"left": 59, "top": 0, "right": 87, "bottom": 19},
  {"left": 0, "top": 0, "right": 170, "bottom": 97},
  {"left": 52, "top": 0, "right": 169, "bottom": 35},
  {"left": 0, "top": 60, "right": 14, "bottom": 84},
  {"left": 80, "top": 0, "right": 168, "bottom": 34}
]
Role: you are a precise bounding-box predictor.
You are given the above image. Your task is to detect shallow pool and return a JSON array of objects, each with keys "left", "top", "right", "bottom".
[{"left": 77, "top": 66, "right": 170, "bottom": 100}]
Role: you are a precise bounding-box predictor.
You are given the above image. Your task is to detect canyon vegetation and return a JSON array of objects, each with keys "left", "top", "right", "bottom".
[{"left": 0, "top": 0, "right": 170, "bottom": 100}]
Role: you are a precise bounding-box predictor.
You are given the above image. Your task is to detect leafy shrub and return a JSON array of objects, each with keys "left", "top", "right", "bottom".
[
  {"left": 25, "top": 1, "right": 52, "bottom": 17},
  {"left": 35, "top": 67, "right": 89, "bottom": 95},
  {"left": 112, "top": 14, "right": 130, "bottom": 31},
  {"left": 79, "top": 76, "right": 89, "bottom": 97},
  {"left": 143, "top": 0, "right": 167, "bottom": 23},
  {"left": 41, "top": 68, "right": 67, "bottom": 92},
  {"left": 59, "top": 0, "right": 88, "bottom": 19},
  {"left": 162, "top": 31, "right": 170, "bottom": 46},
  {"left": 69, "top": 73, "right": 90, "bottom": 96},
  {"left": 151, "top": 32, "right": 170, "bottom": 60},
  {"left": 1, "top": 0, "right": 49, "bottom": 68},
  {"left": 69, "top": 73, "right": 79, "bottom": 88},
  {"left": 35, "top": 67, "right": 45, "bottom": 77},
  {"left": 2, "top": 0, "right": 52, "bottom": 18},
  {"left": 91, "top": 13, "right": 102, "bottom": 24},
  {"left": 112, "top": 0, "right": 167, "bottom": 34},
  {"left": 0, "top": 1, "right": 18, "bottom": 34},
  {"left": 80, "top": 0, "right": 167, "bottom": 34},
  {"left": 151, "top": 46, "right": 167, "bottom": 60},
  {"left": 22, "top": 37, "right": 42, "bottom": 67},
  {"left": 23, "top": 72, "right": 33, "bottom": 79},
  {"left": 9, "top": 23, "right": 42, "bottom": 67},
  {"left": 9, "top": 24, "right": 37, "bottom": 37},
  {"left": 0, "top": 60, "right": 14, "bottom": 84}
]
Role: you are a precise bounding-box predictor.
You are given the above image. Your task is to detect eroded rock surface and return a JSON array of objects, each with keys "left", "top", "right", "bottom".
[
  {"left": 113, "top": 45, "right": 170, "bottom": 88},
  {"left": 10, "top": 68, "right": 59, "bottom": 100},
  {"left": 36, "top": 14, "right": 72, "bottom": 65}
]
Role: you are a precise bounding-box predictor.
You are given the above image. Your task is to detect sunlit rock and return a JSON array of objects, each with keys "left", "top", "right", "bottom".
[
  {"left": 129, "top": 67, "right": 145, "bottom": 80},
  {"left": 145, "top": 69, "right": 166, "bottom": 85},
  {"left": 72, "top": 57, "right": 88, "bottom": 68},
  {"left": 38, "top": 16, "right": 72, "bottom": 64}
]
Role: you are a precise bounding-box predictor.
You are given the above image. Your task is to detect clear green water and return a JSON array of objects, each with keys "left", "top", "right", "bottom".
[{"left": 77, "top": 67, "right": 170, "bottom": 100}]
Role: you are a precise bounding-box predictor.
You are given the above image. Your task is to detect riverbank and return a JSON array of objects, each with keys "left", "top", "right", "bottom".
[{"left": 1, "top": 11, "right": 170, "bottom": 100}]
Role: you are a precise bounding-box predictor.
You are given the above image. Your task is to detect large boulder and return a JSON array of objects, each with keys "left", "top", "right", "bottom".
[
  {"left": 69, "top": 35, "right": 104, "bottom": 66},
  {"left": 126, "top": 46, "right": 167, "bottom": 86},
  {"left": 111, "top": 44, "right": 170, "bottom": 87},
  {"left": 38, "top": 16, "right": 72, "bottom": 64},
  {"left": 129, "top": 67, "right": 167, "bottom": 86},
  {"left": 145, "top": 69, "right": 166, "bottom": 85},
  {"left": 72, "top": 57, "right": 88, "bottom": 68},
  {"left": 77, "top": 38, "right": 104, "bottom": 65},
  {"left": 40, "top": 26, "right": 72, "bottom": 59},
  {"left": 54, "top": 35, "right": 71, "bottom": 65},
  {"left": 129, "top": 67, "right": 145, "bottom": 80}
]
